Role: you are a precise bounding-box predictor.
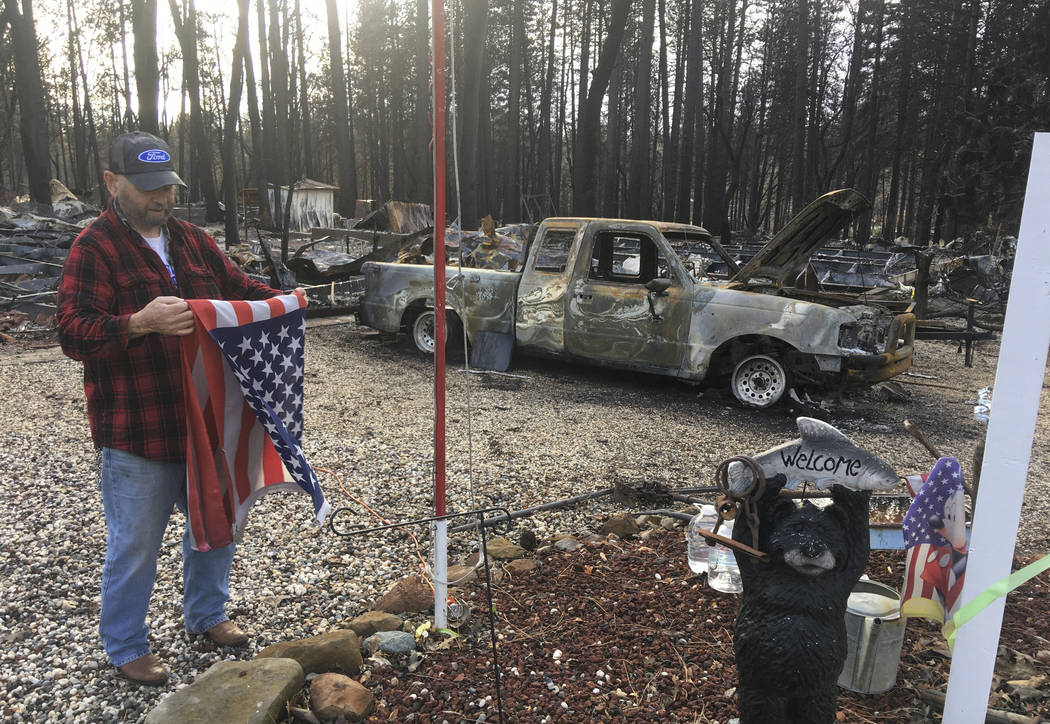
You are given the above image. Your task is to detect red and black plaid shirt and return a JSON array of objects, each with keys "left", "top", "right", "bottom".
[{"left": 57, "top": 204, "right": 278, "bottom": 462}]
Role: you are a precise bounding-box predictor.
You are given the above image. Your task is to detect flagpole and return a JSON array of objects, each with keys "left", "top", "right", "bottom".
[
  {"left": 944, "top": 132, "right": 1050, "bottom": 720},
  {"left": 431, "top": 0, "right": 449, "bottom": 630}
]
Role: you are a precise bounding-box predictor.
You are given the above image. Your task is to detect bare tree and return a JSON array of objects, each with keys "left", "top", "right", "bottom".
[
  {"left": 169, "top": 0, "right": 221, "bottom": 220},
  {"left": 573, "top": 0, "right": 631, "bottom": 216},
  {"left": 222, "top": 0, "right": 250, "bottom": 246},
  {"left": 4, "top": 0, "right": 50, "bottom": 205},
  {"left": 131, "top": 0, "right": 160, "bottom": 134},
  {"left": 326, "top": 0, "right": 357, "bottom": 215}
]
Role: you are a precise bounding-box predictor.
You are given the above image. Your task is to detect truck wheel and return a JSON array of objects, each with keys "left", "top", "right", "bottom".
[
  {"left": 411, "top": 310, "right": 442, "bottom": 354},
  {"left": 731, "top": 354, "right": 789, "bottom": 408}
]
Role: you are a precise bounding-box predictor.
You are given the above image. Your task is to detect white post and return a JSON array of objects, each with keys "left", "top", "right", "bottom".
[
  {"left": 944, "top": 132, "right": 1050, "bottom": 720},
  {"left": 434, "top": 520, "right": 448, "bottom": 628}
]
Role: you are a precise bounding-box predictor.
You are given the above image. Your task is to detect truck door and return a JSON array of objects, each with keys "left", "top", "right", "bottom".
[
  {"left": 515, "top": 225, "right": 582, "bottom": 355},
  {"left": 564, "top": 227, "right": 692, "bottom": 372}
]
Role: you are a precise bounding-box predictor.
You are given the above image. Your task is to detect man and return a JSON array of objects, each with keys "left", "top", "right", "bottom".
[{"left": 57, "top": 131, "right": 293, "bottom": 686}]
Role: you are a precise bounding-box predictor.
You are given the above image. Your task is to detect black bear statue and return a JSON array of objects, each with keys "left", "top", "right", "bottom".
[{"left": 731, "top": 473, "right": 871, "bottom": 723}]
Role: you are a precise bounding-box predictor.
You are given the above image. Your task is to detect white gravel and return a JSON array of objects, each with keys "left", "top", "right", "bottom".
[{"left": 0, "top": 318, "right": 1046, "bottom": 722}]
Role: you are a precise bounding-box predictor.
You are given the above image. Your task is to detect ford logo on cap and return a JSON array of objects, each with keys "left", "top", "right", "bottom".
[{"left": 138, "top": 149, "right": 171, "bottom": 163}]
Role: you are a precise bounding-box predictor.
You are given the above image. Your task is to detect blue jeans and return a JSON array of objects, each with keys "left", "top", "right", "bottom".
[{"left": 99, "top": 447, "right": 235, "bottom": 666}]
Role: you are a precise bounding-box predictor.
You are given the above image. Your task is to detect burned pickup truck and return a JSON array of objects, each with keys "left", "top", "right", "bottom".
[{"left": 358, "top": 190, "right": 916, "bottom": 407}]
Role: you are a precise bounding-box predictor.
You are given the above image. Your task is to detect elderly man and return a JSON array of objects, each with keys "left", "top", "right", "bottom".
[{"left": 57, "top": 131, "right": 288, "bottom": 685}]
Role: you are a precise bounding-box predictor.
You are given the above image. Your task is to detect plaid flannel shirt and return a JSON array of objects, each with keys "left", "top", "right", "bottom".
[{"left": 57, "top": 204, "right": 278, "bottom": 462}]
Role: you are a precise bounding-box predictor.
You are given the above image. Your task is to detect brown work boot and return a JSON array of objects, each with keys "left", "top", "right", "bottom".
[
  {"left": 205, "top": 620, "right": 249, "bottom": 647},
  {"left": 117, "top": 653, "right": 169, "bottom": 686}
]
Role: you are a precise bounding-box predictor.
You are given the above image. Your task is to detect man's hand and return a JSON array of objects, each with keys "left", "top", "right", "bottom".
[
  {"left": 128, "top": 296, "right": 195, "bottom": 337},
  {"left": 294, "top": 287, "right": 309, "bottom": 307}
]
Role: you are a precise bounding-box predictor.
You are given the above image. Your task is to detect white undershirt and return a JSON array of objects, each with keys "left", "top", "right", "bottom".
[
  {"left": 143, "top": 230, "right": 178, "bottom": 288},
  {"left": 143, "top": 232, "right": 169, "bottom": 266}
]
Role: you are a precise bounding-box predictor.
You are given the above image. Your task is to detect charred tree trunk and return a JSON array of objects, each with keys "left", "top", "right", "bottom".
[
  {"left": 5, "top": 0, "right": 51, "bottom": 206},
  {"left": 326, "top": 0, "right": 357, "bottom": 216},
  {"left": 536, "top": 0, "right": 558, "bottom": 207},
  {"left": 294, "top": 0, "right": 312, "bottom": 179},
  {"left": 412, "top": 0, "right": 430, "bottom": 203},
  {"left": 268, "top": 0, "right": 291, "bottom": 227},
  {"left": 131, "top": 0, "right": 160, "bottom": 133},
  {"left": 675, "top": 0, "right": 702, "bottom": 223},
  {"left": 626, "top": 0, "right": 655, "bottom": 219},
  {"left": 169, "top": 0, "right": 221, "bottom": 221},
  {"left": 458, "top": 0, "right": 489, "bottom": 227},
  {"left": 572, "top": 0, "right": 631, "bottom": 216},
  {"left": 790, "top": 0, "right": 809, "bottom": 212},
  {"left": 223, "top": 0, "right": 250, "bottom": 247},
  {"left": 504, "top": 0, "right": 525, "bottom": 221},
  {"left": 256, "top": 0, "right": 275, "bottom": 225}
]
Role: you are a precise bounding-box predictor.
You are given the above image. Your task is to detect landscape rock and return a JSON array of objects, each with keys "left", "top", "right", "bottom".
[
  {"left": 375, "top": 574, "right": 433, "bottom": 613},
  {"left": 289, "top": 707, "right": 321, "bottom": 724},
  {"left": 600, "top": 513, "right": 640, "bottom": 538},
  {"left": 660, "top": 516, "right": 682, "bottom": 531},
  {"left": 310, "top": 673, "right": 375, "bottom": 722},
  {"left": 345, "top": 611, "right": 402, "bottom": 639},
  {"left": 363, "top": 630, "right": 416, "bottom": 656},
  {"left": 505, "top": 558, "right": 538, "bottom": 574},
  {"left": 144, "top": 658, "right": 303, "bottom": 724},
  {"left": 554, "top": 536, "right": 582, "bottom": 551},
  {"left": 255, "top": 629, "right": 362, "bottom": 676},
  {"left": 445, "top": 564, "right": 478, "bottom": 585},
  {"left": 484, "top": 536, "right": 528, "bottom": 560}
]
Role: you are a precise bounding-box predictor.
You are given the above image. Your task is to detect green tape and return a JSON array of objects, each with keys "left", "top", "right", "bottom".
[{"left": 945, "top": 554, "right": 1050, "bottom": 649}]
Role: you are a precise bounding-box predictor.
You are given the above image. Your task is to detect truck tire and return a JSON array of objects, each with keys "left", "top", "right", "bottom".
[
  {"left": 731, "top": 354, "right": 789, "bottom": 408},
  {"left": 410, "top": 309, "right": 463, "bottom": 356},
  {"left": 411, "top": 310, "right": 442, "bottom": 354}
]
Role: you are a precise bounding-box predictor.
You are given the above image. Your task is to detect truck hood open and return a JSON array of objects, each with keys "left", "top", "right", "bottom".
[{"left": 729, "top": 189, "right": 870, "bottom": 287}]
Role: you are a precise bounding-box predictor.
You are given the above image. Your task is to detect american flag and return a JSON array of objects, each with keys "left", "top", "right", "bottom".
[
  {"left": 900, "top": 456, "right": 968, "bottom": 623},
  {"left": 179, "top": 292, "right": 329, "bottom": 551}
]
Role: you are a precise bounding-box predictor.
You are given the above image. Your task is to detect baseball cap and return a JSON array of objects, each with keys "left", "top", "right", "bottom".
[{"left": 109, "top": 131, "right": 187, "bottom": 191}]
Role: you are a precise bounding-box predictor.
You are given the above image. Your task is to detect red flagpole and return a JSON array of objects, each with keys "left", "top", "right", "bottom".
[
  {"left": 431, "top": 0, "right": 449, "bottom": 627},
  {"left": 432, "top": 0, "right": 447, "bottom": 520}
]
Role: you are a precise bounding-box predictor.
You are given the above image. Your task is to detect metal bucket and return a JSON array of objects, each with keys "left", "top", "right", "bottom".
[{"left": 838, "top": 580, "right": 906, "bottom": 694}]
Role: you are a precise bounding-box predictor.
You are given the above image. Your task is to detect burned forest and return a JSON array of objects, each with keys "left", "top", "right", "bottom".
[{"left": 1, "top": 1, "right": 1049, "bottom": 723}]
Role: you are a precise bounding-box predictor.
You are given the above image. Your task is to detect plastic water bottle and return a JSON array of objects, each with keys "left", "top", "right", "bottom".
[
  {"left": 973, "top": 387, "right": 992, "bottom": 424},
  {"left": 708, "top": 519, "right": 743, "bottom": 593},
  {"left": 686, "top": 505, "right": 719, "bottom": 574}
]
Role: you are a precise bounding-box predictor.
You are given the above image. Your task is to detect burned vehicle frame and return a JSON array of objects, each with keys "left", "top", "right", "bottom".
[{"left": 358, "top": 190, "right": 916, "bottom": 407}]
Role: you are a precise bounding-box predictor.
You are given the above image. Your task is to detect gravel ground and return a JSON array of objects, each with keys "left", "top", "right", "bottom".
[{"left": 0, "top": 318, "right": 1046, "bottom": 722}]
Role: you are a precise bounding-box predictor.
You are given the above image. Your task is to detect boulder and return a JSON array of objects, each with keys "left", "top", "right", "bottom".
[
  {"left": 362, "top": 630, "right": 416, "bottom": 656},
  {"left": 144, "top": 658, "right": 303, "bottom": 724},
  {"left": 345, "top": 611, "right": 401, "bottom": 639},
  {"left": 310, "top": 673, "right": 375, "bottom": 723},
  {"left": 375, "top": 574, "right": 432, "bottom": 614},
  {"left": 255, "top": 630, "right": 362, "bottom": 676},
  {"left": 600, "top": 513, "right": 640, "bottom": 538}
]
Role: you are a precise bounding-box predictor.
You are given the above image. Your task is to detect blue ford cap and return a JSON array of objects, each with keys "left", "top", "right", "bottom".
[{"left": 109, "top": 131, "right": 187, "bottom": 191}]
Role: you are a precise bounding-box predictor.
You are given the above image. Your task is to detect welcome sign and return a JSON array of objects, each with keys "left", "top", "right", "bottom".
[{"left": 728, "top": 417, "right": 899, "bottom": 493}]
